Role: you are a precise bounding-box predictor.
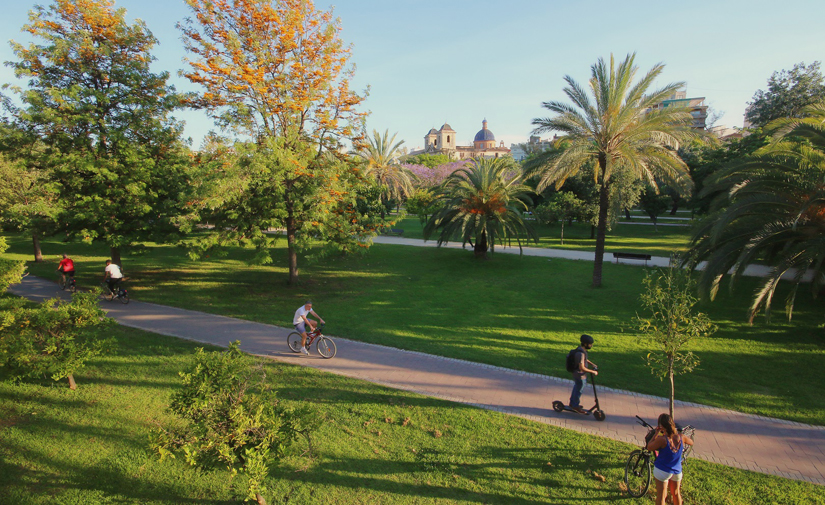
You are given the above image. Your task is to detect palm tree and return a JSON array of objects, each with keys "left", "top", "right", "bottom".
[
  {"left": 685, "top": 102, "right": 825, "bottom": 323},
  {"left": 354, "top": 129, "right": 415, "bottom": 219},
  {"left": 528, "top": 53, "right": 698, "bottom": 287},
  {"left": 423, "top": 157, "right": 537, "bottom": 259}
]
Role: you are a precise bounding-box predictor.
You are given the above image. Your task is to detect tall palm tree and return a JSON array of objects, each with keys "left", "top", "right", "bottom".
[
  {"left": 354, "top": 129, "right": 415, "bottom": 218},
  {"left": 685, "top": 102, "right": 825, "bottom": 323},
  {"left": 423, "top": 157, "right": 537, "bottom": 259},
  {"left": 528, "top": 53, "right": 698, "bottom": 287}
]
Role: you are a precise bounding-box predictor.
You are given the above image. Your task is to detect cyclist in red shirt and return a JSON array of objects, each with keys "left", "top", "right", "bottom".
[{"left": 57, "top": 253, "right": 75, "bottom": 284}]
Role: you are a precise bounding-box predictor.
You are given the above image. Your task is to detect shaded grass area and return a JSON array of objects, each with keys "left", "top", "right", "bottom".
[
  {"left": 0, "top": 324, "right": 821, "bottom": 505},
  {"left": 4, "top": 233, "right": 825, "bottom": 425},
  {"left": 393, "top": 216, "right": 691, "bottom": 257}
]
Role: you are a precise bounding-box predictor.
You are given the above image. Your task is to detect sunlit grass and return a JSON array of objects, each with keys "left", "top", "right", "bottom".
[
  {"left": 3, "top": 232, "right": 824, "bottom": 425},
  {"left": 1, "top": 324, "right": 818, "bottom": 504}
]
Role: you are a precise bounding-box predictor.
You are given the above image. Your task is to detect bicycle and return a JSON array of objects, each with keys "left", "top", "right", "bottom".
[
  {"left": 58, "top": 273, "right": 77, "bottom": 293},
  {"left": 101, "top": 279, "right": 129, "bottom": 304},
  {"left": 287, "top": 323, "right": 337, "bottom": 359},
  {"left": 624, "top": 415, "right": 696, "bottom": 498}
]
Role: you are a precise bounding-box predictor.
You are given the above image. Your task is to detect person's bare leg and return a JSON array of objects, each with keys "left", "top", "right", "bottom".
[
  {"left": 669, "top": 480, "right": 682, "bottom": 505},
  {"left": 301, "top": 332, "right": 308, "bottom": 348},
  {"left": 654, "top": 479, "right": 667, "bottom": 505}
]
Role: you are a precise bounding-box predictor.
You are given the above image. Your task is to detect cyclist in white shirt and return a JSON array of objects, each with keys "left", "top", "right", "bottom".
[
  {"left": 293, "top": 301, "right": 324, "bottom": 355},
  {"left": 104, "top": 259, "right": 124, "bottom": 295}
]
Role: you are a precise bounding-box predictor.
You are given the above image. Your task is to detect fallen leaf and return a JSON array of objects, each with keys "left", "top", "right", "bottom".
[{"left": 593, "top": 472, "right": 606, "bottom": 482}]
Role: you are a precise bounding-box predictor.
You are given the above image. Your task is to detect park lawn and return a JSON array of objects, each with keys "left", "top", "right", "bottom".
[
  {"left": 4, "top": 233, "right": 825, "bottom": 426},
  {"left": 0, "top": 323, "right": 820, "bottom": 505},
  {"left": 392, "top": 216, "right": 691, "bottom": 258}
]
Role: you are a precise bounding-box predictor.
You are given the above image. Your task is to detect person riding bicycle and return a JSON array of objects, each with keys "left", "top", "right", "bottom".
[
  {"left": 568, "top": 334, "right": 598, "bottom": 413},
  {"left": 646, "top": 413, "right": 694, "bottom": 505},
  {"left": 57, "top": 253, "right": 75, "bottom": 285},
  {"left": 103, "top": 259, "right": 123, "bottom": 295},
  {"left": 293, "top": 301, "right": 325, "bottom": 356}
]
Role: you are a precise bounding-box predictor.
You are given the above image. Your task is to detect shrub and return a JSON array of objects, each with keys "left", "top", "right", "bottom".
[
  {"left": 152, "top": 342, "right": 319, "bottom": 505},
  {"left": 0, "top": 290, "right": 113, "bottom": 389}
]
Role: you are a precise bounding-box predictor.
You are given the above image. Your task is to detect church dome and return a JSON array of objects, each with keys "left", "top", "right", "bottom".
[{"left": 474, "top": 119, "right": 495, "bottom": 142}]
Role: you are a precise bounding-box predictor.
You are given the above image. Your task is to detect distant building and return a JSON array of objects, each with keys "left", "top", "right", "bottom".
[
  {"left": 410, "top": 119, "right": 511, "bottom": 160},
  {"left": 510, "top": 135, "right": 560, "bottom": 161},
  {"left": 647, "top": 90, "right": 708, "bottom": 129}
]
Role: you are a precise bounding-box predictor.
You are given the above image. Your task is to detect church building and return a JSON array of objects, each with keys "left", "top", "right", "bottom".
[{"left": 412, "top": 119, "right": 511, "bottom": 160}]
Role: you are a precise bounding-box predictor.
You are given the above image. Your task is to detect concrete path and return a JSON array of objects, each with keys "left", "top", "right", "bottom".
[
  {"left": 371, "top": 236, "right": 809, "bottom": 280},
  {"left": 9, "top": 275, "right": 825, "bottom": 486}
]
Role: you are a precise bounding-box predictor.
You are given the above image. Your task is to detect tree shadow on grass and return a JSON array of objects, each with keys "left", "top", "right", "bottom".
[{"left": 273, "top": 445, "right": 626, "bottom": 504}]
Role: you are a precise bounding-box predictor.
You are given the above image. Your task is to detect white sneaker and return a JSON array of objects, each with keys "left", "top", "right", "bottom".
[{"left": 300, "top": 347, "right": 309, "bottom": 355}]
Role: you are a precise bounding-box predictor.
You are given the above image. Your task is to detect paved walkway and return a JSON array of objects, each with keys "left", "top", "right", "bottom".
[
  {"left": 371, "top": 236, "right": 809, "bottom": 280},
  {"left": 9, "top": 275, "right": 825, "bottom": 486}
]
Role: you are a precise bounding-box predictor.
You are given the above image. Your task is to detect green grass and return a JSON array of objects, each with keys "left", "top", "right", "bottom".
[
  {"left": 4, "top": 233, "right": 825, "bottom": 426},
  {"left": 393, "top": 217, "right": 691, "bottom": 258},
  {"left": 1, "top": 323, "right": 821, "bottom": 505}
]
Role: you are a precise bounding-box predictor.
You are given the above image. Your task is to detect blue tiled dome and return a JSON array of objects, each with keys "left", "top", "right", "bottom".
[{"left": 474, "top": 128, "right": 495, "bottom": 142}]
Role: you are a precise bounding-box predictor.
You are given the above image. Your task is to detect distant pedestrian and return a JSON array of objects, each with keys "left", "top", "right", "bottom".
[
  {"left": 646, "top": 413, "right": 694, "bottom": 505},
  {"left": 567, "top": 334, "right": 597, "bottom": 413}
]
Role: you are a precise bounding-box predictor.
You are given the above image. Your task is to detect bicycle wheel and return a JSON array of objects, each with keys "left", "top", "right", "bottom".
[
  {"left": 316, "top": 337, "right": 337, "bottom": 359},
  {"left": 287, "top": 332, "right": 303, "bottom": 353},
  {"left": 69, "top": 281, "right": 77, "bottom": 293},
  {"left": 119, "top": 291, "right": 129, "bottom": 304},
  {"left": 58, "top": 277, "right": 67, "bottom": 290},
  {"left": 624, "top": 450, "right": 651, "bottom": 498},
  {"left": 681, "top": 427, "right": 695, "bottom": 461}
]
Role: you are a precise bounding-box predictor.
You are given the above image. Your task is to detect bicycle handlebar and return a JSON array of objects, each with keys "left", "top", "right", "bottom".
[{"left": 635, "top": 415, "right": 654, "bottom": 429}]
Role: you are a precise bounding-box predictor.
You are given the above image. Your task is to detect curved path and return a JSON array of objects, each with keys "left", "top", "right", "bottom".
[
  {"left": 9, "top": 275, "right": 825, "bottom": 485},
  {"left": 371, "top": 235, "right": 810, "bottom": 280}
]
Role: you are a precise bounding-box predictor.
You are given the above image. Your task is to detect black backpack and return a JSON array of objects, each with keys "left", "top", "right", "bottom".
[{"left": 565, "top": 348, "right": 582, "bottom": 373}]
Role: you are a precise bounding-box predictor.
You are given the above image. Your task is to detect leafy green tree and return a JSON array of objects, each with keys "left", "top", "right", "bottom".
[
  {"left": 424, "top": 157, "right": 537, "bottom": 259},
  {"left": 639, "top": 185, "right": 672, "bottom": 231},
  {"left": 534, "top": 191, "right": 584, "bottom": 244},
  {"left": 746, "top": 62, "right": 825, "bottom": 128},
  {"left": 637, "top": 262, "right": 715, "bottom": 417},
  {"left": 152, "top": 342, "right": 318, "bottom": 505},
  {"left": 405, "top": 188, "right": 439, "bottom": 224},
  {"left": 685, "top": 102, "right": 825, "bottom": 323},
  {"left": 179, "top": 0, "right": 367, "bottom": 285},
  {"left": 402, "top": 153, "right": 452, "bottom": 168},
  {"left": 0, "top": 156, "right": 58, "bottom": 262},
  {"left": 529, "top": 53, "right": 698, "bottom": 287},
  {"left": 354, "top": 129, "right": 415, "bottom": 219},
  {"left": 0, "top": 291, "right": 113, "bottom": 390},
  {"left": 0, "top": 237, "right": 26, "bottom": 293},
  {"left": 6, "top": 0, "right": 192, "bottom": 266}
]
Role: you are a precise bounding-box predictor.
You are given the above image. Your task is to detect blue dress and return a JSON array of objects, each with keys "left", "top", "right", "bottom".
[{"left": 654, "top": 435, "right": 683, "bottom": 474}]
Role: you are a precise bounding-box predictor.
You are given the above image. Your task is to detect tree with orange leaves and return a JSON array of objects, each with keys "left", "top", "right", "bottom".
[
  {"left": 179, "top": 0, "right": 369, "bottom": 285},
  {"left": 4, "top": 0, "right": 192, "bottom": 266}
]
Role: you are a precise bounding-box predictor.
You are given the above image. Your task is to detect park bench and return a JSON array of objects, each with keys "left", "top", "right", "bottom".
[
  {"left": 387, "top": 228, "right": 404, "bottom": 236},
  {"left": 612, "top": 252, "right": 652, "bottom": 266}
]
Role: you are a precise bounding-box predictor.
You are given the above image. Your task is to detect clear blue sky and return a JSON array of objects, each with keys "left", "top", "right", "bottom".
[{"left": 2, "top": 0, "right": 824, "bottom": 150}]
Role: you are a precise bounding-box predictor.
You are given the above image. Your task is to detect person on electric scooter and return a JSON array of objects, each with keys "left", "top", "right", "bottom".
[{"left": 569, "top": 334, "right": 598, "bottom": 413}]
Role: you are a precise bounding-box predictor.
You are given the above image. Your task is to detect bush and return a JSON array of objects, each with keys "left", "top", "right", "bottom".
[
  {"left": 0, "top": 290, "right": 113, "bottom": 389},
  {"left": 152, "top": 342, "right": 319, "bottom": 505}
]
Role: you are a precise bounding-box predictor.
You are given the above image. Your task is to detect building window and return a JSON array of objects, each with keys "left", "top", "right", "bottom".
[{"left": 447, "top": 135, "right": 450, "bottom": 143}]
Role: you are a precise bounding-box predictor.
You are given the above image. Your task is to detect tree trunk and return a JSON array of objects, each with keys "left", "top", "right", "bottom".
[
  {"left": 669, "top": 369, "right": 675, "bottom": 418},
  {"left": 652, "top": 217, "right": 658, "bottom": 232},
  {"left": 33, "top": 232, "right": 44, "bottom": 263},
  {"left": 590, "top": 225, "right": 595, "bottom": 239},
  {"left": 474, "top": 231, "right": 488, "bottom": 259},
  {"left": 670, "top": 198, "right": 680, "bottom": 215},
  {"left": 560, "top": 221, "right": 565, "bottom": 245},
  {"left": 68, "top": 374, "right": 77, "bottom": 390},
  {"left": 592, "top": 169, "right": 610, "bottom": 288},
  {"left": 255, "top": 492, "right": 266, "bottom": 505},
  {"left": 110, "top": 246, "right": 122, "bottom": 266},
  {"left": 625, "top": 208, "right": 632, "bottom": 220},
  {"left": 286, "top": 215, "right": 299, "bottom": 286}
]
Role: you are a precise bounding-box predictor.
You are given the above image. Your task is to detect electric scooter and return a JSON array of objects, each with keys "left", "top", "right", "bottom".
[{"left": 552, "top": 369, "right": 606, "bottom": 421}]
